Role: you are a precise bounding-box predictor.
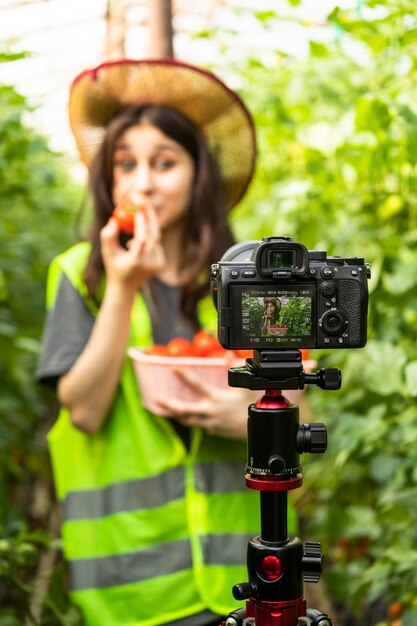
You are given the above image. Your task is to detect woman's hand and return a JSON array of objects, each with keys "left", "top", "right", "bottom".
[
  {"left": 261, "top": 313, "right": 271, "bottom": 332},
  {"left": 156, "top": 369, "right": 258, "bottom": 440},
  {"left": 100, "top": 206, "right": 165, "bottom": 292}
]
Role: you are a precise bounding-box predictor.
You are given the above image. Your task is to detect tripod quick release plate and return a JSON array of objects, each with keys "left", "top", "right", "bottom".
[{"left": 228, "top": 350, "right": 341, "bottom": 391}]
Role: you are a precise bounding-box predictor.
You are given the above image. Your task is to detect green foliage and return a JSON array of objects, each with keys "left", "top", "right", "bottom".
[
  {"left": 279, "top": 297, "right": 310, "bottom": 336},
  {"left": 4, "top": 0, "right": 417, "bottom": 621},
  {"left": 0, "top": 60, "right": 82, "bottom": 622},
  {"left": 220, "top": 0, "right": 417, "bottom": 619}
]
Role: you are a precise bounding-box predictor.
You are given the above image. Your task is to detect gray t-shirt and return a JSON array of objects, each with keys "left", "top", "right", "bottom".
[
  {"left": 36, "top": 275, "right": 196, "bottom": 388},
  {"left": 36, "top": 274, "right": 199, "bottom": 448}
]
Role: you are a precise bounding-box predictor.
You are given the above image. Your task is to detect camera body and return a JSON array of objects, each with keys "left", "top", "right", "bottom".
[{"left": 211, "top": 237, "right": 370, "bottom": 350}]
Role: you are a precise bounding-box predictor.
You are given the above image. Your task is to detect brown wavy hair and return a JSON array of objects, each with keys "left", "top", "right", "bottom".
[{"left": 83, "top": 104, "right": 235, "bottom": 325}]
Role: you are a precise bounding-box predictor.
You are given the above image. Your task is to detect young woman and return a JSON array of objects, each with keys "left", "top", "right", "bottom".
[
  {"left": 260, "top": 298, "right": 282, "bottom": 335},
  {"left": 36, "top": 59, "right": 271, "bottom": 626}
]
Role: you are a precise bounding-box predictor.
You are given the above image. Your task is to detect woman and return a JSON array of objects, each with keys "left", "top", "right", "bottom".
[
  {"left": 37, "top": 59, "right": 268, "bottom": 626},
  {"left": 260, "top": 298, "right": 282, "bottom": 335}
]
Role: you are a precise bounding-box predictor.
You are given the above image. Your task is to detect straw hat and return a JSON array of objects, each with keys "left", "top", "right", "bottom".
[{"left": 68, "top": 58, "right": 256, "bottom": 209}]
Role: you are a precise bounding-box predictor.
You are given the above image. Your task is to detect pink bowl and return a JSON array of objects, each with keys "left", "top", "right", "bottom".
[{"left": 128, "top": 348, "right": 240, "bottom": 415}]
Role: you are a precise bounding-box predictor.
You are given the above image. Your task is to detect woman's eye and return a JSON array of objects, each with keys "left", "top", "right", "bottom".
[
  {"left": 114, "top": 160, "right": 136, "bottom": 171},
  {"left": 154, "top": 159, "right": 175, "bottom": 170}
]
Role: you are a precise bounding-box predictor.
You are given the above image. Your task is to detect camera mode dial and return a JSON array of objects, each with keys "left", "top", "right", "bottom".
[{"left": 326, "top": 256, "right": 344, "bottom": 265}]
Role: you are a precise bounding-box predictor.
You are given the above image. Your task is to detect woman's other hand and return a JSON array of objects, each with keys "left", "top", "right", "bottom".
[{"left": 156, "top": 369, "right": 258, "bottom": 440}]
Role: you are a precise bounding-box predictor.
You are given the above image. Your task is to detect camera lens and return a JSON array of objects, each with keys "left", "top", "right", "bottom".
[{"left": 321, "top": 310, "right": 346, "bottom": 336}]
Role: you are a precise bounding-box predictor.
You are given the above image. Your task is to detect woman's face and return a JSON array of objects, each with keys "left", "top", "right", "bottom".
[
  {"left": 266, "top": 302, "right": 276, "bottom": 315},
  {"left": 112, "top": 124, "right": 195, "bottom": 232}
]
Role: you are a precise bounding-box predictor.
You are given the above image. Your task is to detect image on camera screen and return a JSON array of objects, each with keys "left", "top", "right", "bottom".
[{"left": 231, "top": 284, "right": 316, "bottom": 348}]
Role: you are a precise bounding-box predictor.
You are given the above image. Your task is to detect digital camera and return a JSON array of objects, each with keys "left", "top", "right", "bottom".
[{"left": 211, "top": 237, "right": 370, "bottom": 350}]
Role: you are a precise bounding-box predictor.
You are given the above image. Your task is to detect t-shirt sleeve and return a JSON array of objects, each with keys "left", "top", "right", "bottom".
[{"left": 36, "top": 274, "right": 95, "bottom": 389}]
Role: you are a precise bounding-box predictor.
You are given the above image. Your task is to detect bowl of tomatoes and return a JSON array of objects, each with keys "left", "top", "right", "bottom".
[
  {"left": 128, "top": 331, "right": 252, "bottom": 415},
  {"left": 267, "top": 324, "right": 289, "bottom": 337}
]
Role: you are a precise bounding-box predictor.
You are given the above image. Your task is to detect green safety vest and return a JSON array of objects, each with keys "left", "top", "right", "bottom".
[{"left": 46, "top": 242, "right": 282, "bottom": 626}]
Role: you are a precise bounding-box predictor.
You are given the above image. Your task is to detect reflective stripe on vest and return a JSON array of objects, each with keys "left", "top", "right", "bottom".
[
  {"left": 69, "top": 538, "right": 193, "bottom": 591},
  {"left": 68, "top": 532, "right": 254, "bottom": 591},
  {"left": 63, "top": 460, "right": 245, "bottom": 521},
  {"left": 63, "top": 466, "right": 185, "bottom": 521}
]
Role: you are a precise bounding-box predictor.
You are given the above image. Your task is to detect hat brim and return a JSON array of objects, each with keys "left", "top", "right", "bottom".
[{"left": 69, "top": 58, "right": 256, "bottom": 209}]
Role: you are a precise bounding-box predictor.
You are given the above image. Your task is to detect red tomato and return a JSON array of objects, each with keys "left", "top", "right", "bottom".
[
  {"left": 234, "top": 349, "right": 253, "bottom": 359},
  {"left": 191, "top": 330, "right": 222, "bottom": 357},
  {"left": 300, "top": 349, "right": 310, "bottom": 361},
  {"left": 112, "top": 202, "right": 144, "bottom": 234},
  {"left": 388, "top": 602, "right": 404, "bottom": 620},
  {"left": 146, "top": 344, "right": 168, "bottom": 356},
  {"left": 206, "top": 348, "right": 229, "bottom": 358},
  {"left": 166, "top": 338, "right": 193, "bottom": 357}
]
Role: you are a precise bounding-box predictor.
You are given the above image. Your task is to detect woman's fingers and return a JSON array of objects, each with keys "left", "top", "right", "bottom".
[
  {"left": 128, "top": 210, "right": 147, "bottom": 252},
  {"left": 100, "top": 217, "right": 121, "bottom": 256},
  {"left": 143, "top": 206, "right": 161, "bottom": 254},
  {"left": 101, "top": 205, "right": 164, "bottom": 287}
]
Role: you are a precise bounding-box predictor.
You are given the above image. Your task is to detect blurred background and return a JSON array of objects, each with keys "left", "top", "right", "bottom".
[{"left": 1, "top": 1, "right": 417, "bottom": 625}]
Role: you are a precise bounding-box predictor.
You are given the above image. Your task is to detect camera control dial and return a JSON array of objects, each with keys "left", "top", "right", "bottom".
[
  {"left": 327, "top": 256, "right": 344, "bottom": 265},
  {"left": 320, "top": 310, "right": 348, "bottom": 336}
]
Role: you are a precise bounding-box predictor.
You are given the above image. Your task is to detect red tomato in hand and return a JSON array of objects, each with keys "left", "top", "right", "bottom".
[
  {"left": 166, "top": 338, "right": 193, "bottom": 357},
  {"left": 112, "top": 202, "right": 144, "bottom": 234},
  {"left": 191, "top": 330, "right": 222, "bottom": 357}
]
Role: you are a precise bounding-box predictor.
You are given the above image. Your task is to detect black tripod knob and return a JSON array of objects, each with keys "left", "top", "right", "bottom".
[
  {"left": 232, "top": 582, "right": 258, "bottom": 601},
  {"left": 305, "top": 368, "right": 341, "bottom": 390},
  {"left": 224, "top": 608, "right": 246, "bottom": 626},
  {"left": 297, "top": 423, "right": 327, "bottom": 454},
  {"left": 307, "top": 609, "right": 333, "bottom": 626},
  {"left": 302, "top": 542, "right": 323, "bottom": 583}
]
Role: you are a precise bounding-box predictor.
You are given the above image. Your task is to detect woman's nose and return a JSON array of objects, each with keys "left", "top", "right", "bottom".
[{"left": 133, "top": 163, "right": 153, "bottom": 193}]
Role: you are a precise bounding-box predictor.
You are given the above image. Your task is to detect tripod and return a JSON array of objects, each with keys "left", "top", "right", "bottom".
[{"left": 223, "top": 349, "right": 341, "bottom": 626}]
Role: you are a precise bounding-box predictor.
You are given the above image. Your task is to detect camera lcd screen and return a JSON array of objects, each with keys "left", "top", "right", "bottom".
[{"left": 230, "top": 284, "right": 316, "bottom": 348}]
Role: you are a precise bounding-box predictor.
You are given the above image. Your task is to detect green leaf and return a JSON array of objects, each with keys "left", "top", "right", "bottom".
[
  {"left": 309, "top": 42, "right": 330, "bottom": 58},
  {"left": 369, "top": 454, "right": 402, "bottom": 484},
  {"left": 355, "top": 98, "right": 391, "bottom": 134},
  {"left": 405, "top": 361, "right": 417, "bottom": 397},
  {"left": 255, "top": 11, "right": 276, "bottom": 24},
  {"left": 403, "top": 607, "right": 417, "bottom": 625},
  {"left": 343, "top": 342, "right": 406, "bottom": 396}
]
